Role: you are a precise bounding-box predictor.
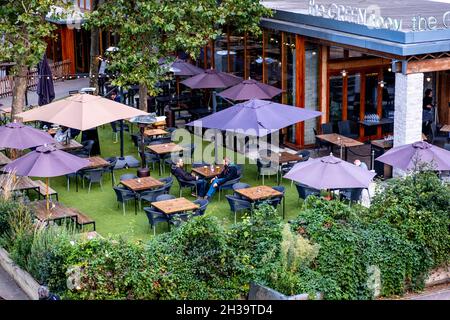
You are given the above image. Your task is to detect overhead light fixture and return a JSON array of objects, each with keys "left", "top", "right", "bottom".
[
  {"left": 312, "top": 51, "right": 317, "bottom": 55},
  {"left": 426, "top": 77, "right": 432, "bottom": 82},
  {"left": 341, "top": 69, "right": 347, "bottom": 77},
  {"left": 106, "top": 46, "right": 119, "bottom": 52},
  {"left": 216, "top": 50, "right": 236, "bottom": 56},
  {"left": 379, "top": 80, "right": 386, "bottom": 88},
  {"left": 388, "top": 67, "right": 392, "bottom": 72}
]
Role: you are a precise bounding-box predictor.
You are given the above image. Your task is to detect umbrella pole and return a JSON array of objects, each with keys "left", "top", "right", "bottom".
[
  {"left": 215, "top": 129, "right": 219, "bottom": 164},
  {"left": 119, "top": 119, "right": 124, "bottom": 159},
  {"left": 46, "top": 177, "right": 49, "bottom": 211},
  {"left": 212, "top": 90, "right": 217, "bottom": 113}
]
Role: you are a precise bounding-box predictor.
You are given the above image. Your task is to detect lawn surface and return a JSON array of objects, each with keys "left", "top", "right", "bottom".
[{"left": 43, "top": 125, "right": 302, "bottom": 242}]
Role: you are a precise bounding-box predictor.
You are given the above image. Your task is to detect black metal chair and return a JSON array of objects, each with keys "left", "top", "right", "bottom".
[
  {"left": 338, "top": 120, "right": 359, "bottom": 139},
  {"left": 113, "top": 186, "right": 136, "bottom": 215},
  {"left": 72, "top": 140, "right": 95, "bottom": 158},
  {"left": 155, "top": 194, "right": 176, "bottom": 202},
  {"left": 225, "top": 195, "right": 252, "bottom": 224},
  {"left": 103, "top": 157, "right": 117, "bottom": 186},
  {"left": 137, "top": 186, "right": 166, "bottom": 208},
  {"left": 321, "top": 123, "right": 333, "bottom": 134},
  {"left": 265, "top": 185, "right": 285, "bottom": 209},
  {"left": 193, "top": 199, "right": 209, "bottom": 217},
  {"left": 232, "top": 182, "right": 250, "bottom": 199},
  {"left": 218, "top": 165, "right": 243, "bottom": 200},
  {"left": 430, "top": 123, "right": 448, "bottom": 146},
  {"left": 256, "top": 159, "right": 278, "bottom": 185},
  {"left": 144, "top": 207, "right": 170, "bottom": 235},
  {"left": 159, "top": 176, "right": 174, "bottom": 194},
  {"left": 120, "top": 173, "right": 138, "bottom": 181}
]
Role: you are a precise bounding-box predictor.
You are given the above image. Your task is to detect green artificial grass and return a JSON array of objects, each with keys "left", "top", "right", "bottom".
[{"left": 41, "top": 125, "right": 302, "bottom": 242}]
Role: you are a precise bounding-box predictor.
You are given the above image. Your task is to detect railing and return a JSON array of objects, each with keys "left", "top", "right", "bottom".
[{"left": 0, "top": 60, "right": 71, "bottom": 98}]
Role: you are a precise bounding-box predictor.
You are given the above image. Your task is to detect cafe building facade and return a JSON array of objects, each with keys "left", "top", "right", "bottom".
[{"left": 199, "top": 0, "right": 450, "bottom": 149}]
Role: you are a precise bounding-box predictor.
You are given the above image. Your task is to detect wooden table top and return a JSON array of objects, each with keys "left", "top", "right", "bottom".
[
  {"left": 440, "top": 125, "right": 450, "bottom": 133},
  {"left": 151, "top": 197, "right": 199, "bottom": 215},
  {"left": 147, "top": 143, "right": 184, "bottom": 155},
  {"left": 261, "top": 151, "right": 303, "bottom": 164},
  {"left": 30, "top": 200, "right": 78, "bottom": 222},
  {"left": 191, "top": 165, "right": 224, "bottom": 179},
  {"left": 0, "top": 176, "right": 39, "bottom": 192},
  {"left": 316, "top": 133, "right": 364, "bottom": 148},
  {"left": 144, "top": 128, "right": 168, "bottom": 137},
  {"left": 235, "top": 186, "right": 283, "bottom": 202},
  {"left": 54, "top": 139, "right": 83, "bottom": 151},
  {"left": 121, "top": 176, "right": 163, "bottom": 192},
  {"left": 371, "top": 139, "right": 393, "bottom": 149},
  {"left": 84, "top": 156, "right": 110, "bottom": 169},
  {"left": 0, "top": 152, "right": 11, "bottom": 166}
]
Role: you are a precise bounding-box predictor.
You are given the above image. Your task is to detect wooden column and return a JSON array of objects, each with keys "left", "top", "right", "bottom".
[
  {"left": 377, "top": 69, "right": 383, "bottom": 137},
  {"left": 342, "top": 75, "right": 348, "bottom": 121},
  {"left": 210, "top": 40, "right": 215, "bottom": 69},
  {"left": 295, "top": 35, "right": 305, "bottom": 147},
  {"left": 318, "top": 46, "right": 328, "bottom": 125},
  {"left": 281, "top": 33, "right": 287, "bottom": 104},
  {"left": 359, "top": 73, "right": 366, "bottom": 139},
  {"left": 60, "top": 27, "right": 76, "bottom": 75}
]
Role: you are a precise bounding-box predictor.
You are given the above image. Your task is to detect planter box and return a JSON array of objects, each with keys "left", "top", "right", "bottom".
[
  {"left": 248, "top": 282, "right": 322, "bottom": 300},
  {"left": 0, "top": 248, "right": 40, "bottom": 300}
]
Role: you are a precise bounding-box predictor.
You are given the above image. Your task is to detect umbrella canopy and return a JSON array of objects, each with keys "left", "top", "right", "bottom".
[
  {"left": 284, "top": 154, "right": 376, "bottom": 190},
  {"left": 0, "top": 122, "right": 55, "bottom": 150},
  {"left": 37, "top": 54, "right": 55, "bottom": 106},
  {"left": 16, "top": 93, "right": 148, "bottom": 131},
  {"left": 180, "top": 68, "right": 242, "bottom": 89},
  {"left": 375, "top": 141, "right": 450, "bottom": 171},
  {"left": 171, "top": 59, "right": 204, "bottom": 77},
  {"left": 218, "top": 79, "right": 283, "bottom": 101},
  {"left": 186, "top": 99, "right": 322, "bottom": 137},
  {"left": 3, "top": 144, "right": 89, "bottom": 177}
]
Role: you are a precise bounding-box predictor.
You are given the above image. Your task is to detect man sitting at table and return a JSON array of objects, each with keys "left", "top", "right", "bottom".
[
  {"left": 204, "top": 157, "right": 239, "bottom": 200},
  {"left": 171, "top": 158, "right": 207, "bottom": 198}
]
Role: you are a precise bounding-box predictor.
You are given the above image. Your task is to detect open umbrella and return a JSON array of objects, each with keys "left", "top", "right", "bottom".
[
  {"left": 186, "top": 98, "right": 322, "bottom": 162},
  {"left": 3, "top": 144, "right": 89, "bottom": 210},
  {"left": 37, "top": 54, "right": 55, "bottom": 106},
  {"left": 284, "top": 154, "right": 376, "bottom": 190},
  {"left": 16, "top": 93, "right": 148, "bottom": 167},
  {"left": 0, "top": 122, "right": 54, "bottom": 150},
  {"left": 181, "top": 69, "right": 242, "bottom": 112},
  {"left": 218, "top": 78, "right": 283, "bottom": 101},
  {"left": 375, "top": 141, "right": 450, "bottom": 171}
]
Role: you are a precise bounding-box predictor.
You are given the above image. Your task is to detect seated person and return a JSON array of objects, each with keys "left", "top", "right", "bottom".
[
  {"left": 54, "top": 126, "right": 70, "bottom": 143},
  {"left": 171, "top": 158, "right": 206, "bottom": 197},
  {"left": 354, "top": 159, "right": 368, "bottom": 170},
  {"left": 204, "top": 157, "right": 239, "bottom": 200}
]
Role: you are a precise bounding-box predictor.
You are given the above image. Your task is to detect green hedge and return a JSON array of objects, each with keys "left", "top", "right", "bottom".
[{"left": 0, "top": 171, "right": 448, "bottom": 300}]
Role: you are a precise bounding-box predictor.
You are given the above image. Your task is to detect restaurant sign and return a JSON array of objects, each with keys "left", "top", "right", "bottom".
[{"left": 308, "top": 0, "right": 402, "bottom": 31}]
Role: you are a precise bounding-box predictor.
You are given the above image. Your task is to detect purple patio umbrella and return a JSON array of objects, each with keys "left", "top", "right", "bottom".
[
  {"left": 218, "top": 78, "right": 283, "bottom": 101},
  {"left": 37, "top": 54, "right": 55, "bottom": 106},
  {"left": 181, "top": 68, "right": 242, "bottom": 113},
  {"left": 3, "top": 144, "right": 90, "bottom": 210},
  {"left": 375, "top": 141, "right": 450, "bottom": 171},
  {"left": 0, "top": 122, "right": 55, "bottom": 150},
  {"left": 284, "top": 154, "right": 376, "bottom": 190},
  {"left": 171, "top": 59, "right": 204, "bottom": 77}
]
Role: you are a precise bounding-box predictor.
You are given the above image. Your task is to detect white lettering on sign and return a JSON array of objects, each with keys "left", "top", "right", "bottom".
[{"left": 308, "top": 0, "right": 403, "bottom": 31}]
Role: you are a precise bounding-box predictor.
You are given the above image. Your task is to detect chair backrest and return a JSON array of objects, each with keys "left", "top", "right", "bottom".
[
  {"left": 105, "top": 157, "right": 117, "bottom": 170},
  {"left": 86, "top": 168, "right": 103, "bottom": 182},
  {"left": 225, "top": 195, "right": 251, "bottom": 212},
  {"left": 295, "top": 183, "right": 320, "bottom": 200},
  {"left": 120, "top": 174, "right": 138, "bottom": 181},
  {"left": 272, "top": 185, "right": 285, "bottom": 194},
  {"left": 338, "top": 120, "right": 351, "bottom": 136},
  {"left": 313, "top": 128, "right": 318, "bottom": 136},
  {"left": 160, "top": 177, "right": 174, "bottom": 193},
  {"left": 296, "top": 150, "right": 310, "bottom": 161},
  {"left": 232, "top": 182, "right": 250, "bottom": 191},
  {"left": 82, "top": 140, "right": 95, "bottom": 155},
  {"left": 113, "top": 186, "right": 133, "bottom": 202},
  {"left": 144, "top": 208, "right": 167, "bottom": 225},
  {"left": 192, "top": 161, "right": 210, "bottom": 168},
  {"left": 321, "top": 123, "right": 333, "bottom": 134},
  {"left": 155, "top": 194, "right": 176, "bottom": 202},
  {"left": 444, "top": 144, "right": 450, "bottom": 152},
  {"left": 193, "top": 199, "right": 209, "bottom": 216}
]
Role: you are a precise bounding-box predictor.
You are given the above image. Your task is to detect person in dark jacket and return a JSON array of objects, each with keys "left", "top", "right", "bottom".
[
  {"left": 204, "top": 157, "right": 239, "bottom": 200},
  {"left": 422, "top": 89, "right": 434, "bottom": 135},
  {"left": 171, "top": 158, "right": 207, "bottom": 197}
]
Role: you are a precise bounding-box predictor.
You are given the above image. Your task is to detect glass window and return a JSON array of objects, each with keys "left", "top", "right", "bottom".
[
  {"left": 265, "top": 30, "right": 282, "bottom": 88},
  {"left": 304, "top": 42, "right": 319, "bottom": 145},
  {"left": 214, "top": 35, "right": 228, "bottom": 73},
  {"left": 329, "top": 76, "right": 343, "bottom": 126},
  {"left": 246, "top": 35, "right": 263, "bottom": 81},
  {"left": 228, "top": 30, "right": 245, "bottom": 78},
  {"left": 347, "top": 73, "right": 361, "bottom": 123}
]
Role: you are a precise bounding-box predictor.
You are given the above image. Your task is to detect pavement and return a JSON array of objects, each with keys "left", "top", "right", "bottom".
[
  {"left": 0, "top": 266, "right": 29, "bottom": 300},
  {"left": 403, "top": 284, "right": 450, "bottom": 300},
  {"left": 0, "top": 78, "right": 90, "bottom": 108}
]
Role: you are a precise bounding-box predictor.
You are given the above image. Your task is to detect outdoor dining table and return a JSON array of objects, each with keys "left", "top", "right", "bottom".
[
  {"left": 147, "top": 143, "right": 184, "bottom": 175},
  {"left": 144, "top": 128, "right": 168, "bottom": 138},
  {"left": 235, "top": 185, "right": 285, "bottom": 218},
  {"left": 121, "top": 176, "right": 164, "bottom": 215},
  {"left": 75, "top": 156, "right": 110, "bottom": 192},
  {"left": 261, "top": 151, "right": 303, "bottom": 164},
  {"left": 316, "top": 133, "right": 364, "bottom": 161},
  {"left": 151, "top": 197, "right": 199, "bottom": 216},
  {"left": 0, "top": 176, "right": 40, "bottom": 197},
  {"left": 53, "top": 139, "right": 83, "bottom": 152},
  {"left": 29, "top": 200, "right": 79, "bottom": 224},
  {"left": 0, "top": 152, "right": 11, "bottom": 168},
  {"left": 191, "top": 164, "right": 224, "bottom": 179}
]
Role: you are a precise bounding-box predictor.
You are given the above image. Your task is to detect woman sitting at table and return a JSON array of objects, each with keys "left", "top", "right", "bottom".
[
  {"left": 171, "top": 158, "right": 207, "bottom": 197},
  {"left": 204, "top": 157, "right": 238, "bottom": 200}
]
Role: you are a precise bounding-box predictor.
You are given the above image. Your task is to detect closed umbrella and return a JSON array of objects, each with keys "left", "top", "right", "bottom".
[
  {"left": 0, "top": 122, "right": 54, "bottom": 150},
  {"left": 218, "top": 78, "right": 282, "bottom": 101},
  {"left": 186, "top": 98, "right": 322, "bottom": 162},
  {"left": 37, "top": 54, "right": 55, "bottom": 106},
  {"left": 181, "top": 69, "right": 242, "bottom": 113},
  {"left": 3, "top": 144, "right": 89, "bottom": 210},
  {"left": 284, "top": 154, "right": 376, "bottom": 190},
  {"left": 375, "top": 141, "right": 450, "bottom": 171},
  {"left": 16, "top": 93, "right": 148, "bottom": 167}
]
